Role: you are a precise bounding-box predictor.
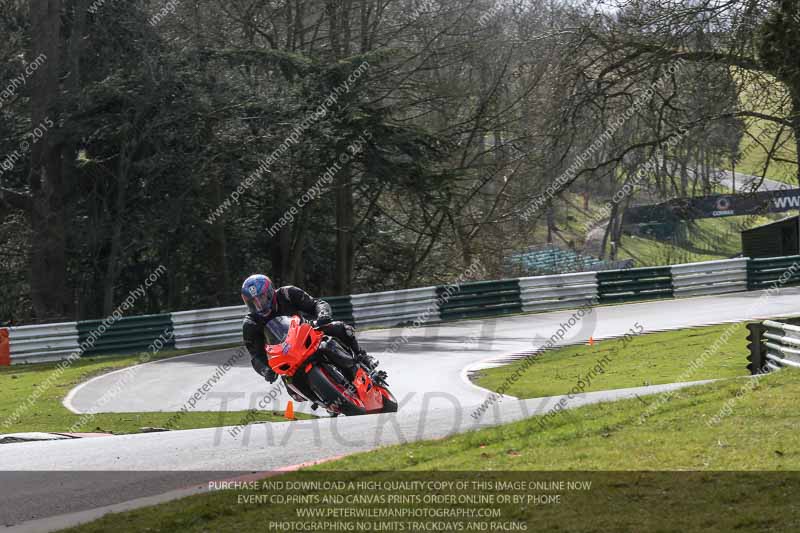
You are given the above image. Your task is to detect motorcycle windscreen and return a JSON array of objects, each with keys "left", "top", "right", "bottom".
[{"left": 265, "top": 315, "right": 292, "bottom": 344}]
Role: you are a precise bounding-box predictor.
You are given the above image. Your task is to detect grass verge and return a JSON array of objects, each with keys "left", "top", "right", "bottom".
[
  {"left": 64, "top": 369, "right": 800, "bottom": 532},
  {"left": 474, "top": 322, "right": 749, "bottom": 399},
  {"left": 0, "top": 349, "right": 308, "bottom": 435}
]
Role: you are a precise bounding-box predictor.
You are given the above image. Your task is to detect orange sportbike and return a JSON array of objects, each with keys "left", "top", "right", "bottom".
[{"left": 265, "top": 315, "right": 398, "bottom": 416}]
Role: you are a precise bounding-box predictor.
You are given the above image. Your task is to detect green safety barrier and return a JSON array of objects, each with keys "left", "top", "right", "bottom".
[
  {"left": 48, "top": 255, "right": 800, "bottom": 362},
  {"left": 324, "top": 295, "right": 354, "bottom": 325},
  {"left": 597, "top": 266, "right": 673, "bottom": 304},
  {"left": 77, "top": 313, "right": 175, "bottom": 356},
  {"left": 436, "top": 279, "right": 522, "bottom": 321},
  {"left": 746, "top": 256, "right": 800, "bottom": 290}
]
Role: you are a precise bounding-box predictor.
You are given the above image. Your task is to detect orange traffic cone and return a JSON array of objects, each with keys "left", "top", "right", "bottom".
[
  {"left": 284, "top": 400, "right": 295, "bottom": 420},
  {"left": 588, "top": 337, "right": 595, "bottom": 346}
]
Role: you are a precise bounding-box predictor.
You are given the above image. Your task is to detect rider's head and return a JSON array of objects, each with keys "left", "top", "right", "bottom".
[{"left": 241, "top": 274, "right": 277, "bottom": 319}]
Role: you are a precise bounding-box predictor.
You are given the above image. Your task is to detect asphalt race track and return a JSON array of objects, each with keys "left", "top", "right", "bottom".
[
  {"left": 4, "top": 288, "right": 800, "bottom": 531},
  {"left": 64, "top": 287, "right": 800, "bottom": 416}
]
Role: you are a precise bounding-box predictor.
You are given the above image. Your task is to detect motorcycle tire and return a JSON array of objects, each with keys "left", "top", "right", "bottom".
[{"left": 308, "top": 364, "right": 367, "bottom": 416}]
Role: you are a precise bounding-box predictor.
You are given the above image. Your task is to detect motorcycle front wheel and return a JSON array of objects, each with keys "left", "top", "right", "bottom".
[{"left": 308, "top": 364, "right": 367, "bottom": 416}]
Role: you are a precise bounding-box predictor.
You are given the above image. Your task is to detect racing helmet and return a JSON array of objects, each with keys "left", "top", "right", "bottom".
[{"left": 241, "top": 274, "right": 277, "bottom": 318}]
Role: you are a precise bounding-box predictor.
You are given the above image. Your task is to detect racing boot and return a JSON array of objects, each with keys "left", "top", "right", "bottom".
[
  {"left": 355, "top": 349, "right": 379, "bottom": 371},
  {"left": 370, "top": 369, "right": 389, "bottom": 386}
]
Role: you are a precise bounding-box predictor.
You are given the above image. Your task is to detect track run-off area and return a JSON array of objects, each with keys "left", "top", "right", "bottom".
[{"left": 3, "top": 287, "right": 800, "bottom": 530}]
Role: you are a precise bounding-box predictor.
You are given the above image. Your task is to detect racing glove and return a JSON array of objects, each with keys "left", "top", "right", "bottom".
[
  {"left": 313, "top": 316, "right": 333, "bottom": 328},
  {"left": 264, "top": 367, "right": 279, "bottom": 384}
]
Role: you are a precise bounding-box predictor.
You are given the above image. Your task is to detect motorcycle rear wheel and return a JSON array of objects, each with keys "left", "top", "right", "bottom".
[{"left": 308, "top": 364, "right": 367, "bottom": 416}]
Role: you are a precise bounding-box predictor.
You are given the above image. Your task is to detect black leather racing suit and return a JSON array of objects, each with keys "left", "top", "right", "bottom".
[{"left": 242, "top": 285, "right": 362, "bottom": 380}]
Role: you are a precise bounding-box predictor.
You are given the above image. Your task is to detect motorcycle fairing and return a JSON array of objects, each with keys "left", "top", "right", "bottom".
[{"left": 266, "top": 315, "right": 323, "bottom": 376}]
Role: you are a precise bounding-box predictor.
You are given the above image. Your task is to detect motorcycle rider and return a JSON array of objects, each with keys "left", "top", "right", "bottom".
[{"left": 241, "top": 274, "right": 378, "bottom": 384}]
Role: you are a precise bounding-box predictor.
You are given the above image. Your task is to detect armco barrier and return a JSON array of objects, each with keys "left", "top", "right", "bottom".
[
  {"left": 171, "top": 305, "right": 245, "bottom": 350},
  {"left": 350, "top": 286, "right": 440, "bottom": 329},
  {"left": 597, "top": 266, "right": 673, "bottom": 303},
  {"left": 747, "top": 256, "right": 800, "bottom": 290},
  {"left": 76, "top": 314, "right": 174, "bottom": 356},
  {"left": 11, "top": 255, "right": 800, "bottom": 364},
  {"left": 437, "top": 279, "right": 521, "bottom": 321},
  {"left": 327, "top": 295, "right": 354, "bottom": 324},
  {"left": 7, "top": 322, "right": 80, "bottom": 364},
  {"left": 519, "top": 272, "right": 598, "bottom": 313},
  {"left": 748, "top": 319, "right": 800, "bottom": 373},
  {"left": 671, "top": 258, "right": 748, "bottom": 298}
]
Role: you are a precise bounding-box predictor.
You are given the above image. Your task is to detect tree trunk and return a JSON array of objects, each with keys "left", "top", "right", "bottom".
[
  {"left": 29, "top": 0, "right": 68, "bottom": 320},
  {"left": 328, "top": 0, "right": 355, "bottom": 295},
  {"left": 793, "top": 96, "right": 800, "bottom": 187},
  {"left": 62, "top": 0, "right": 88, "bottom": 194},
  {"left": 612, "top": 196, "right": 631, "bottom": 254},
  {"left": 289, "top": 224, "right": 307, "bottom": 287},
  {"left": 679, "top": 159, "right": 688, "bottom": 196},
  {"left": 209, "top": 174, "right": 229, "bottom": 306},
  {"left": 599, "top": 203, "right": 619, "bottom": 260},
  {"left": 268, "top": 178, "right": 290, "bottom": 285},
  {"left": 102, "top": 142, "right": 134, "bottom": 315},
  {"left": 334, "top": 165, "right": 354, "bottom": 294}
]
